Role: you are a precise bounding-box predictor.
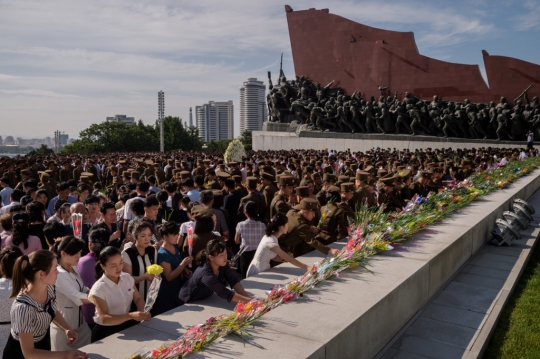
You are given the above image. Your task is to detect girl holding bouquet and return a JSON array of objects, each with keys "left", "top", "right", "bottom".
[{"left": 246, "top": 213, "right": 311, "bottom": 278}]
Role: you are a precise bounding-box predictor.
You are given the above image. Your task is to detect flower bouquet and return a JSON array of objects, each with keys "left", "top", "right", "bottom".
[
  {"left": 224, "top": 139, "right": 246, "bottom": 164},
  {"left": 143, "top": 264, "right": 164, "bottom": 314}
]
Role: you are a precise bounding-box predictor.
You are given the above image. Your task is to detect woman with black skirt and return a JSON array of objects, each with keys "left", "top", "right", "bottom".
[{"left": 3, "top": 250, "right": 88, "bottom": 359}]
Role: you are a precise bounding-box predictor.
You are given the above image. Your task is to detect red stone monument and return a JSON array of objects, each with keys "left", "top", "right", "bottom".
[{"left": 285, "top": 6, "right": 540, "bottom": 103}]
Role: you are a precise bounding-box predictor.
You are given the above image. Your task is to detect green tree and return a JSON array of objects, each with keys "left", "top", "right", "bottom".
[
  {"left": 27, "top": 144, "right": 54, "bottom": 156},
  {"left": 239, "top": 130, "right": 252, "bottom": 151},
  {"left": 153, "top": 116, "right": 201, "bottom": 151},
  {"left": 204, "top": 139, "right": 232, "bottom": 152}
]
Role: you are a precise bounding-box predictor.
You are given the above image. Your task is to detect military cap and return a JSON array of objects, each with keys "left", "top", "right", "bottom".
[
  {"left": 80, "top": 176, "right": 91, "bottom": 183},
  {"left": 205, "top": 168, "right": 216, "bottom": 175},
  {"left": 40, "top": 172, "right": 50, "bottom": 180},
  {"left": 131, "top": 171, "right": 141, "bottom": 180},
  {"left": 365, "top": 165, "right": 375, "bottom": 174},
  {"left": 216, "top": 172, "right": 231, "bottom": 180},
  {"left": 337, "top": 175, "right": 350, "bottom": 183},
  {"left": 228, "top": 161, "right": 238, "bottom": 166},
  {"left": 81, "top": 172, "right": 94, "bottom": 178},
  {"left": 351, "top": 164, "right": 359, "bottom": 171},
  {"left": 135, "top": 158, "right": 144, "bottom": 163},
  {"left": 340, "top": 182, "right": 355, "bottom": 192},
  {"left": 323, "top": 173, "right": 337, "bottom": 183},
  {"left": 261, "top": 172, "right": 274, "bottom": 182},
  {"left": 355, "top": 171, "right": 370, "bottom": 182},
  {"left": 419, "top": 171, "right": 432, "bottom": 179},
  {"left": 123, "top": 171, "right": 132, "bottom": 179},
  {"left": 246, "top": 177, "right": 258, "bottom": 187},
  {"left": 293, "top": 198, "right": 319, "bottom": 211},
  {"left": 232, "top": 175, "right": 242, "bottom": 182},
  {"left": 191, "top": 205, "right": 214, "bottom": 220},
  {"left": 396, "top": 166, "right": 406, "bottom": 171},
  {"left": 279, "top": 176, "right": 295, "bottom": 187},
  {"left": 118, "top": 160, "right": 126, "bottom": 164},
  {"left": 203, "top": 159, "right": 211, "bottom": 164},
  {"left": 398, "top": 169, "right": 411, "bottom": 180},
  {"left": 327, "top": 185, "right": 341, "bottom": 193},
  {"left": 295, "top": 186, "right": 310, "bottom": 198},
  {"left": 145, "top": 160, "right": 154, "bottom": 165},
  {"left": 376, "top": 169, "right": 388, "bottom": 178},
  {"left": 212, "top": 190, "right": 223, "bottom": 198},
  {"left": 180, "top": 171, "right": 191, "bottom": 179}
]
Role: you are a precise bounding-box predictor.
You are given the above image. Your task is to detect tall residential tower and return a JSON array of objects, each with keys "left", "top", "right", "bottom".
[
  {"left": 239, "top": 78, "right": 266, "bottom": 133},
  {"left": 195, "top": 101, "right": 234, "bottom": 142}
]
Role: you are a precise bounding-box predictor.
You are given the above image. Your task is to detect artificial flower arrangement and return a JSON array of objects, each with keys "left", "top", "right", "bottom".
[{"left": 129, "top": 157, "right": 540, "bottom": 359}]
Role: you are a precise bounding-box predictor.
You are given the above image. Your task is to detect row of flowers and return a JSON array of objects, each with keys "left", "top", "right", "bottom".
[{"left": 131, "top": 157, "right": 540, "bottom": 359}]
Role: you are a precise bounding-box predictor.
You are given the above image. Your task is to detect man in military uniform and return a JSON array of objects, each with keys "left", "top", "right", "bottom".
[
  {"left": 205, "top": 168, "right": 222, "bottom": 190},
  {"left": 316, "top": 173, "right": 337, "bottom": 207},
  {"left": 38, "top": 172, "right": 56, "bottom": 199},
  {"left": 73, "top": 161, "right": 84, "bottom": 182},
  {"left": 59, "top": 160, "right": 72, "bottom": 182},
  {"left": 229, "top": 162, "right": 242, "bottom": 178},
  {"left": 3, "top": 163, "right": 18, "bottom": 189},
  {"left": 409, "top": 172, "right": 431, "bottom": 198},
  {"left": 238, "top": 177, "right": 266, "bottom": 222},
  {"left": 118, "top": 160, "right": 128, "bottom": 178},
  {"left": 283, "top": 198, "right": 341, "bottom": 258},
  {"left": 398, "top": 169, "right": 414, "bottom": 201},
  {"left": 260, "top": 172, "right": 277, "bottom": 220},
  {"left": 142, "top": 160, "right": 155, "bottom": 180},
  {"left": 14, "top": 168, "right": 31, "bottom": 191},
  {"left": 316, "top": 185, "right": 351, "bottom": 245},
  {"left": 352, "top": 171, "right": 370, "bottom": 210},
  {"left": 154, "top": 163, "right": 165, "bottom": 185},
  {"left": 269, "top": 176, "right": 294, "bottom": 219}
]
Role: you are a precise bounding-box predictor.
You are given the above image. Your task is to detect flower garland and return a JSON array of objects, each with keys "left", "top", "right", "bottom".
[
  {"left": 131, "top": 157, "right": 540, "bottom": 359},
  {"left": 223, "top": 139, "right": 246, "bottom": 164}
]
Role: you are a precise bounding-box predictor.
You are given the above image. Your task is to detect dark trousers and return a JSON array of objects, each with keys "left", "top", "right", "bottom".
[
  {"left": 528, "top": 141, "right": 534, "bottom": 150},
  {"left": 91, "top": 320, "right": 138, "bottom": 343},
  {"left": 238, "top": 250, "right": 256, "bottom": 278}
]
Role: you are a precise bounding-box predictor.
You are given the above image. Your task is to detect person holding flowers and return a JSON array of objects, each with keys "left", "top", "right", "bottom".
[
  {"left": 121, "top": 219, "right": 158, "bottom": 302},
  {"left": 179, "top": 239, "right": 251, "bottom": 304},
  {"left": 246, "top": 213, "right": 311, "bottom": 278},
  {"left": 153, "top": 221, "right": 192, "bottom": 315},
  {"left": 89, "top": 246, "right": 150, "bottom": 342}
]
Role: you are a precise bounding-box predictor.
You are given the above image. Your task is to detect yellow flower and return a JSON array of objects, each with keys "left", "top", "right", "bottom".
[{"left": 146, "top": 264, "right": 164, "bottom": 276}]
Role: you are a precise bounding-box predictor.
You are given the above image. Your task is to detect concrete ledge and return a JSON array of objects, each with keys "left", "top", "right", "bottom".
[
  {"left": 83, "top": 170, "right": 540, "bottom": 359},
  {"left": 252, "top": 130, "right": 527, "bottom": 151}
]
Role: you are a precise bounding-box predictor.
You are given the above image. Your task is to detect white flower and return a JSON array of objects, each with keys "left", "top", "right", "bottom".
[{"left": 224, "top": 139, "right": 246, "bottom": 163}]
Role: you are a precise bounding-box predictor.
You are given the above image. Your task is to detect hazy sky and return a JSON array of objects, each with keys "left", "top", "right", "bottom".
[{"left": 1, "top": 0, "right": 539, "bottom": 139}]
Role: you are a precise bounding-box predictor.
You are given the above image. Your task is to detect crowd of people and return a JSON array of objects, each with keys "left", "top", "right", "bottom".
[{"left": 0, "top": 144, "right": 536, "bottom": 358}]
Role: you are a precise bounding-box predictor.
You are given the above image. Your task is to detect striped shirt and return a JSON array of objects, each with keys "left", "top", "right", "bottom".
[
  {"left": 236, "top": 219, "right": 266, "bottom": 251},
  {"left": 11, "top": 285, "right": 57, "bottom": 342}
]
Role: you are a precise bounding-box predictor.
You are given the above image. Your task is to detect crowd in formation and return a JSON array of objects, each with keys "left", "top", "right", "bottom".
[
  {"left": 268, "top": 75, "right": 540, "bottom": 141},
  {"left": 0, "top": 144, "right": 537, "bottom": 358}
]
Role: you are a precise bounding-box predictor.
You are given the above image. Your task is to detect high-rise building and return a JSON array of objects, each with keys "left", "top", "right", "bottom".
[
  {"left": 239, "top": 78, "right": 266, "bottom": 133},
  {"left": 189, "top": 107, "right": 193, "bottom": 127},
  {"left": 0, "top": 136, "right": 3, "bottom": 146},
  {"left": 45, "top": 136, "right": 52, "bottom": 146},
  {"left": 106, "top": 115, "right": 135, "bottom": 125},
  {"left": 195, "top": 101, "right": 234, "bottom": 142}
]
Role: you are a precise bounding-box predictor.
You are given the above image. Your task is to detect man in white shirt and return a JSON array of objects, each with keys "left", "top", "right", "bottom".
[
  {"left": 0, "top": 189, "right": 23, "bottom": 215},
  {"left": 0, "top": 177, "right": 12, "bottom": 206},
  {"left": 123, "top": 181, "right": 150, "bottom": 233},
  {"left": 182, "top": 178, "right": 200, "bottom": 203}
]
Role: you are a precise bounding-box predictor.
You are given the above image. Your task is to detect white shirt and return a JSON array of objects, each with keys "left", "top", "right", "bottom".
[
  {"left": 0, "top": 187, "right": 12, "bottom": 206},
  {"left": 89, "top": 272, "right": 135, "bottom": 326},
  {"left": 124, "top": 196, "right": 146, "bottom": 221},
  {"left": 0, "top": 201, "right": 20, "bottom": 215},
  {"left": 246, "top": 235, "right": 280, "bottom": 278}
]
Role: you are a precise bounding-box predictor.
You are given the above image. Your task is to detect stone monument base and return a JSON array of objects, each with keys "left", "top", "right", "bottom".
[{"left": 254, "top": 122, "right": 527, "bottom": 152}]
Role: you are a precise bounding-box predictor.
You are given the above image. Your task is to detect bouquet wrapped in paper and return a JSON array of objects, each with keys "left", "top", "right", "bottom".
[
  {"left": 143, "top": 264, "right": 164, "bottom": 314},
  {"left": 187, "top": 223, "right": 194, "bottom": 268}
]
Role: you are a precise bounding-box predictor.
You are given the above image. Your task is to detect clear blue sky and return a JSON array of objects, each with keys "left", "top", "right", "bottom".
[{"left": 0, "top": 0, "right": 538, "bottom": 139}]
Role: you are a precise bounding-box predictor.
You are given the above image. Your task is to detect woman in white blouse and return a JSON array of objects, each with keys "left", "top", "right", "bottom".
[
  {"left": 0, "top": 246, "right": 23, "bottom": 349},
  {"left": 51, "top": 236, "right": 92, "bottom": 350},
  {"left": 89, "top": 246, "right": 150, "bottom": 342},
  {"left": 246, "top": 213, "right": 311, "bottom": 278}
]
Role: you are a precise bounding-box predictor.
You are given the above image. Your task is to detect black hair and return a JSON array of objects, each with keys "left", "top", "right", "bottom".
[
  {"left": 147, "top": 175, "right": 156, "bottom": 184},
  {"left": 100, "top": 202, "right": 116, "bottom": 214},
  {"left": 326, "top": 191, "right": 341, "bottom": 204},
  {"left": 20, "top": 196, "right": 32, "bottom": 207},
  {"left": 164, "top": 182, "right": 177, "bottom": 193},
  {"left": 266, "top": 213, "right": 288, "bottom": 236},
  {"left": 36, "top": 188, "right": 49, "bottom": 199},
  {"left": 95, "top": 246, "right": 121, "bottom": 280},
  {"left": 156, "top": 190, "right": 168, "bottom": 204},
  {"left": 11, "top": 212, "right": 31, "bottom": 249},
  {"left": 56, "top": 182, "right": 70, "bottom": 192},
  {"left": 88, "top": 228, "right": 109, "bottom": 261},
  {"left": 194, "top": 175, "right": 204, "bottom": 186},
  {"left": 144, "top": 195, "right": 159, "bottom": 208},
  {"left": 0, "top": 177, "right": 9, "bottom": 185},
  {"left": 11, "top": 250, "right": 56, "bottom": 298},
  {"left": 194, "top": 216, "right": 214, "bottom": 235},
  {"left": 23, "top": 179, "right": 38, "bottom": 190},
  {"left": 120, "top": 193, "right": 129, "bottom": 204},
  {"left": 195, "top": 239, "right": 227, "bottom": 266},
  {"left": 54, "top": 199, "right": 67, "bottom": 212},
  {"left": 137, "top": 181, "right": 150, "bottom": 192},
  {"left": 244, "top": 201, "right": 258, "bottom": 219},
  {"left": 10, "top": 189, "right": 23, "bottom": 202},
  {"left": 26, "top": 201, "right": 45, "bottom": 222},
  {"left": 182, "top": 178, "right": 194, "bottom": 188},
  {"left": 43, "top": 221, "right": 66, "bottom": 248},
  {"left": 130, "top": 198, "right": 145, "bottom": 216},
  {"left": 51, "top": 235, "right": 85, "bottom": 260},
  {"left": 0, "top": 246, "right": 23, "bottom": 279},
  {"left": 85, "top": 194, "right": 100, "bottom": 205},
  {"left": 159, "top": 221, "right": 180, "bottom": 237},
  {"left": 224, "top": 179, "right": 235, "bottom": 190},
  {"left": 171, "top": 191, "right": 182, "bottom": 211}
]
